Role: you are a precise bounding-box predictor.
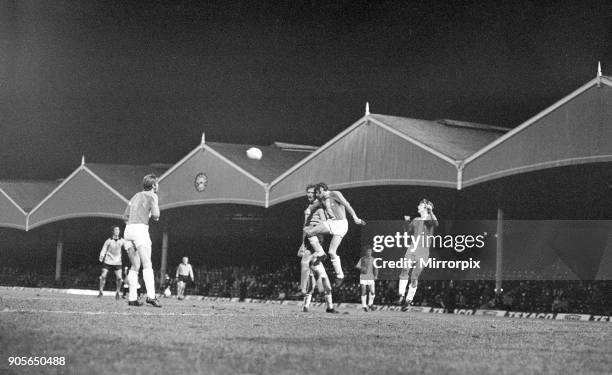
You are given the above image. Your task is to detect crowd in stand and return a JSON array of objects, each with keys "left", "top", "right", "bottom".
[{"left": 1, "top": 263, "right": 610, "bottom": 315}]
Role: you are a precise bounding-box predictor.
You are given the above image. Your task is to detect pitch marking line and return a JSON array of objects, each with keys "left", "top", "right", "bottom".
[{"left": 0, "top": 308, "right": 215, "bottom": 317}]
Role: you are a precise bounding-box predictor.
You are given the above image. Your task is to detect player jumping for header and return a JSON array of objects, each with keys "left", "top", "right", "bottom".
[
  {"left": 298, "top": 184, "right": 327, "bottom": 301},
  {"left": 303, "top": 182, "right": 365, "bottom": 286},
  {"left": 302, "top": 235, "right": 340, "bottom": 314}
]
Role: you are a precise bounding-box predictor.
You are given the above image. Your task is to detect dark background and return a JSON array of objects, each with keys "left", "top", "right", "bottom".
[{"left": 2, "top": 0, "right": 611, "bottom": 180}]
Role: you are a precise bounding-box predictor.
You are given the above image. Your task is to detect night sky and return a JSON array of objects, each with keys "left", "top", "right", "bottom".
[{"left": 1, "top": 0, "right": 611, "bottom": 180}]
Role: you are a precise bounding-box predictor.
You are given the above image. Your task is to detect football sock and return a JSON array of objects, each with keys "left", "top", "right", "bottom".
[
  {"left": 128, "top": 270, "right": 138, "bottom": 301},
  {"left": 368, "top": 293, "right": 375, "bottom": 306},
  {"left": 407, "top": 285, "right": 417, "bottom": 301},
  {"left": 398, "top": 280, "right": 408, "bottom": 298},
  {"left": 361, "top": 295, "right": 367, "bottom": 307},
  {"left": 325, "top": 294, "right": 333, "bottom": 309},
  {"left": 304, "top": 294, "right": 312, "bottom": 308},
  {"left": 143, "top": 268, "right": 156, "bottom": 299},
  {"left": 331, "top": 256, "right": 344, "bottom": 278},
  {"left": 300, "top": 263, "right": 310, "bottom": 293}
]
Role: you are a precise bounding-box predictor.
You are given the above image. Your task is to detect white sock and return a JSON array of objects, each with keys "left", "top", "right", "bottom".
[
  {"left": 398, "top": 280, "right": 408, "bottom": 297},
  {"left": 143, "top": 268, "right": 156, "bottom": 299},
  {"left": 407, "top": 285, "right": 417, "bottom": 301},
  {"left": 300, "top": 264, "right": 310, "bottom": 293},
  {"left": 325, "top": 294, "right": 333, "bottom": 309},
  {"left": 128, "top": 270, "right": 138, "bottom": 301},
  {"left": 361, "top": 295, "right": 367, "bottom": 307},
  {"left": 331, "top": 256, "right": 344, "bottom": 278},
  {"left": 304, "top": 294, "right": 312, "bottom": 308},
  {"left": 368, "top": 293, "right": 375, "bottom": 306}
]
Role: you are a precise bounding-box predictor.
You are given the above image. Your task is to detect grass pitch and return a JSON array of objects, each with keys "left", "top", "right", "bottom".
[{"left": 1, "top": 288, "right": 611, "bottom": 375}]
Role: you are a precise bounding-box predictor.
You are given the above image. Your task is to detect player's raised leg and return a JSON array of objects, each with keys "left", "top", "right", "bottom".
[
  {"left": 303, "top": 224, "right": 328, "bottom": 258},
  {"left": 327, "top": 234, "right": 345, "bottom": 282}
]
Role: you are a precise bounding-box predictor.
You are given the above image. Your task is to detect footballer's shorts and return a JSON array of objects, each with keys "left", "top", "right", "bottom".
[
  {"left": 310, "top": 263, "right": 329, "bottom": 281},
  {"left": 324, "top": 219, "right": 349, "bottom": 238},
  {"left": 178, "top": 275, "right": 191, "bottom": 283},
  {"left": 102, "top": 263, "right": 122, "bottom": 272},
  {"left": 359, "top": 279, "right": 375, "bottom": 286},
  {"left": 124, "top": 224, "right": 151, "bottom": 250}
]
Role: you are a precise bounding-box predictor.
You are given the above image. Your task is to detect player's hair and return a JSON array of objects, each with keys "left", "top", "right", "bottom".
[
  {"left": 419, "top": 198, "right": 433, "bottom": 210},
  {"left": 110, "top": 225, "right": 120, "bottom": 233},
  {"left": 305, "top": 183, "right": 316, "bottom": 191},
  {"left": 315, "top": 182, "right": 328, "bottom": 192},
  {"left": 142, "top": 174, "right": 158, "bottom": 191}
]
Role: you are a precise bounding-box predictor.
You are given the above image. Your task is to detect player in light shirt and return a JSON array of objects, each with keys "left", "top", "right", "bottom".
[
  {"left": 97, "top": 225, "right": 125, "bottom": 299},
  {"left": 175, "top": 257, "right": 194, "bottom": 300},
  {"left": 123, "top": 174, "right": 162, "bottom": 308}
]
